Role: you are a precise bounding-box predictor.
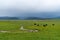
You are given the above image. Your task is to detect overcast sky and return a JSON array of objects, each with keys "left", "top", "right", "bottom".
[{"left": 0, "top": 0, "right": 60, "bottom": 17}]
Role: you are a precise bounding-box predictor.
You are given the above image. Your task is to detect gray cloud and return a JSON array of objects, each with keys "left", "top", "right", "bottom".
[{"left": 0, "top": 0, "right": 60, "bottom": 17}]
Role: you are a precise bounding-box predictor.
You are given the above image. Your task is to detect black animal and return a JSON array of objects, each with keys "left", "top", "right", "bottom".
[
  {"left": 34, "top": 23, "right": 36, "bottom": 25},
  {"left": 43, "top": 24, "right": 48, "bottom": 27},
  {"left": 43, "top": 25, "right": 46, "bottom": 27},
  {"left": 34, "top": 23, "right": 39, "bottom": 26},
  {"left": 52, "top": 24, "right": 55, "bottom": 26}
]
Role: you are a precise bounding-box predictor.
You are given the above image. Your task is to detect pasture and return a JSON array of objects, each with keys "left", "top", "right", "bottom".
[{"left": 0, "top": 20, "right": 60, "bottom": 40}]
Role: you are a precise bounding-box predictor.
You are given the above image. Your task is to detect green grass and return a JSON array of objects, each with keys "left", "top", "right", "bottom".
[{"left": 0, "top": 20, "right": 60, "bottom": 40}]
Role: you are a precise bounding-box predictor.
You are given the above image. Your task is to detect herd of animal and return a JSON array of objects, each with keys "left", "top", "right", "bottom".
[
  {"left": 20, "top": 23, "right": 55, "bottom": 32},
  {"left": 34, "top": 23, "right": 55, "bottom": 27}
]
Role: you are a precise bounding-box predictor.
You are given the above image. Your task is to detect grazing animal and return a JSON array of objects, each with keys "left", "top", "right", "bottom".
[
  {"left": 43, "top": 24, "right": 46, "bottom": 27},
  {"left": 52, "top": 24, "right": 55, "bottom": 26},
  {"left": 34, "top": 23, "right": 36, "bottom": 25}
]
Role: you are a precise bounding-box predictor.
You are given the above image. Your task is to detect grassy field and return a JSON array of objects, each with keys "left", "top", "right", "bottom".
[{"left": 0, "top": 20, "right": 60, "bottom": 40}]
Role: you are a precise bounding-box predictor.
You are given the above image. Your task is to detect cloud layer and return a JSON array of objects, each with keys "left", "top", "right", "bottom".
[{"left": 0, "top": 0, "right": 60, "bottom": 17}]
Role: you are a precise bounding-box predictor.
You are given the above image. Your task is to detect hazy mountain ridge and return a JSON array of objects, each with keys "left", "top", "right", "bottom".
[
  {"left": 0, "top": 16, "right": 60, "bottom": 20},
  {"left": 0, "top": 17, "right": 19, "bottom": 20}
]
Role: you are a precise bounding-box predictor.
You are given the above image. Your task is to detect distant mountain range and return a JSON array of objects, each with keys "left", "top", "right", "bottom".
[
  {"left": 0, "top": 16, "right": 60, "bottom": 20},
  {"left": 0, "top": 17, "right": 19, "bottom": 20}
]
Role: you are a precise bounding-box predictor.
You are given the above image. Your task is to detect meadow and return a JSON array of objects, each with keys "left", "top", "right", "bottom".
[{"left": 0, "top": 20, "right": 60, "bottom": 40}]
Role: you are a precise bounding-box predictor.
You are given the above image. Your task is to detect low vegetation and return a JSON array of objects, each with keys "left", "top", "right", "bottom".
[{"left": 0, "top": 20, "right": 59, "bottom": 40}]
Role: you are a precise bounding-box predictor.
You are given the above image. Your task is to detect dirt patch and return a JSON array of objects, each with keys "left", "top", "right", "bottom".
[{"left": 0, "top": 31, "right": 10, "bottom": 33}]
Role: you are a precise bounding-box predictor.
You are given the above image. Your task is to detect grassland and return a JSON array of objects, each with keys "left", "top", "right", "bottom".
[{"left": 0, "top": 20, "right": 60, "bottom": 40}]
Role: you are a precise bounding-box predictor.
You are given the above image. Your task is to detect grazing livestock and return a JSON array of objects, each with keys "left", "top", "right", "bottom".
[
  {"left": 52, "top": 24, "right": 55, "bottom": 26},
  {"left": 43, "top": 24, "right": 47, "bottom": 27},
  {"left": 42, "top": 24, "right": 48, "bottom": 27},
  {"left": 34, "top": 23, "right": 36, "bottom": 25}
]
